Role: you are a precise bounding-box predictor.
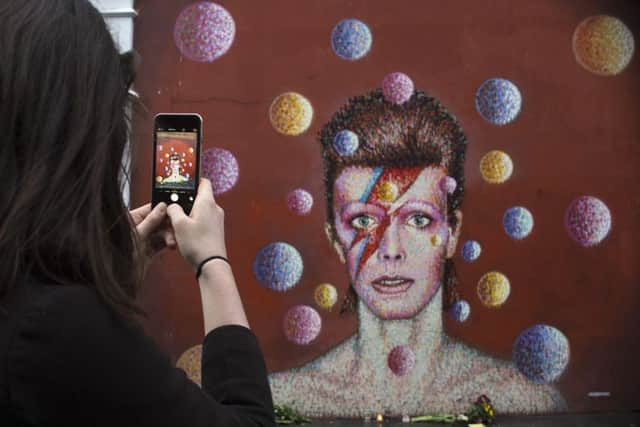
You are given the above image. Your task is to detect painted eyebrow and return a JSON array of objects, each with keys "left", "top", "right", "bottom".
[
  {"left": 340, "top": 202, "right": 387, "bottom": 217},
  {"left": 391, "top": 200, "right": 444, "bottom": 220}
]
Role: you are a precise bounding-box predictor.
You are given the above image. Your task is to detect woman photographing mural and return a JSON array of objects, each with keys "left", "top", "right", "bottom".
[
  {"left": 267, "top": 89, "right": 567, "bottom": 417},
  {"left": 0, "top": 1, "right": 275, "bottom": 425}
]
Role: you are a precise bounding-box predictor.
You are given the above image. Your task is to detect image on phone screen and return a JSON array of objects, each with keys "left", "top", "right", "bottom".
[{"left": 154, "top": 131, "right": 197, "bottom": 191}]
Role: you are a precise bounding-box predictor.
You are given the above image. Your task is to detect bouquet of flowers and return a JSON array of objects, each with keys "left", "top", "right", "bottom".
[{"left": 411, "top": 395, "right": 495, "bottom": 425}]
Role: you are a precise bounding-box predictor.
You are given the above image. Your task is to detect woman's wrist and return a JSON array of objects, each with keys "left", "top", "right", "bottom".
[{"left": 197, "top": 257, "right": 232, "bottom": 281}]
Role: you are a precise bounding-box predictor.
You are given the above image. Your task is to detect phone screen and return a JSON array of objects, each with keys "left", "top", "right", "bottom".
[{"left": 154, "top": 129, "right": 198, "bottom": 191}]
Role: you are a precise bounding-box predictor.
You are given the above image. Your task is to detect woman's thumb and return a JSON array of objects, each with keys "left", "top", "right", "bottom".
[{"left": 166, "top": 203, "right": 187, "bottom": 225}]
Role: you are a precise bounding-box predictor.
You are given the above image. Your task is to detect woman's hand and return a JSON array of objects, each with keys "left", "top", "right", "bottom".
[{"left": 129, "top": 202, "right": 177, "bottom": 260}]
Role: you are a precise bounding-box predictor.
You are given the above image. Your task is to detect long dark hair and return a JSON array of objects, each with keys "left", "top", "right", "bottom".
[
  {"left": 0, "top": 0, "right": 144, "bottom": 319},
  {"left": 317, "top": 89, "right": 467, "bottom": 313}
]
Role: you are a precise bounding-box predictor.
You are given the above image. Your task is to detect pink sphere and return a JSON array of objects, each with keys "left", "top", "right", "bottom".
[
  {"left": 201, "top": 147, "right": 239, "bottom": 195},
  {"left": 382, "top": 72, "right": 414, "bottom": 105},
  {"left": 174, "top": 2, "right": 235, "bottom": 63},
  {"left": 387, "top": 345, "right": 416, "bottom": 376},
  {"left": 565, "top": 196, "right": 612, "bottom": 247},
  {"left": 283, "top": 305, "right": 321, "bottom": 345},
  {"left": 286, "top": 189, "right": 314, "bottom": 215},
  {"left": 439, "top": 176, "right": 457, "bottom": 195}
]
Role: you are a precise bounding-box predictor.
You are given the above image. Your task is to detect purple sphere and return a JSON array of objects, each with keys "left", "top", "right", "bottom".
[
  {"left": 253, "top": 242, "right": 303, "bottom": 292},
  {"left": 439, "top": 176, "right": 457, "bottom": 195},
  {"left": 283, "top": 305, "right": 322, "bottom": 345},
  {"left": 331, "top": 19, "right": 372, "bottom": 60},
  {"left": 450, "top": 300, "right": 470, "bottom": 322},
  {"left": 475, "top": 78, "right": 522, "bottom": 125},
  {"left": 382, "top": 72, "right": 414, "bottom": 105},
  {"left": 503, "top": 206, "right": 534, "bottom": 240},
  {"left": 286, "top": 189, "right": 314, "bottom": 215},
  {"left": 174, "top": 1, "right": 235, "bottom": 63},
  {"left": 513, "top": 325, "right": 570, "bottom": 384},
  {"left": 387, "top": 345, "right": 416, "bottom": 376},
  {"left": 201, "top": 147, "right": 239, "bottom": 195},
  {"left": 333, "top": 129, "right": 359, "bottom": 156},
  {"left": 565, "top": 196, "right": 612, "bottom": 247},
  {"left": 461, "top": 240, "right": 482, "bottom": 262}
]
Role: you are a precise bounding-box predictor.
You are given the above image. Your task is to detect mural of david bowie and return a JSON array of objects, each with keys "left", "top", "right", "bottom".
[{"left": 268, "top": 90, "right": 567, "bottom": 417}]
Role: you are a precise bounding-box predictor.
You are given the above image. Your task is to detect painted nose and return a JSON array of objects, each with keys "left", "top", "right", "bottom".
[{"left": 378, "top": 221, "right": 406, "bottom": 262}]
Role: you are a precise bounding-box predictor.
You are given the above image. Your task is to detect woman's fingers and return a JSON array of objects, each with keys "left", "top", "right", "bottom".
[{"left": 135, "top": 202, "right": 167, "bottom": 239}]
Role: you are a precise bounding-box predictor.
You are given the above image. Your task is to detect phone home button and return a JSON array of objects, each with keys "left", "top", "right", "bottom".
[{"left": 170, "top": 193, "right": 179, "bottom": 202}]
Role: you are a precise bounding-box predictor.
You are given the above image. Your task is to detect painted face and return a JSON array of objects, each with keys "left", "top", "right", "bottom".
[
  {"left": 170, "top": 158, "right": 181, "bottom": 174},
  {"left": 332, "top": 166, "right": 457, "bottom": 319}
]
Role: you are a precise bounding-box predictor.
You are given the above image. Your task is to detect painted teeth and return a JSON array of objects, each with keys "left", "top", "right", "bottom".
[{"left": 380, "top": 279, "right": 406, "bottom": 286}]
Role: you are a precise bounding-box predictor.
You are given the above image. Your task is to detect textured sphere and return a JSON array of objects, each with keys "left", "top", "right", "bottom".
[
  {"left": 331, "top": 19, "right": 372, "bottom": 60},
  {"left": 503, "top": 206, "right": 534, "bottom": 240},
  {"left": 450, "top": 300, "right": 471, "bottom": 322},
  {"left": 253, "top": 242, "right": 303, "bottom": 292},
  {"left": 475, "top": 78, "right": 522, "bottom": 125},
  {"left": 333, "top": 130, "right": 360, "bottom": 156},
  {"left": 573, "top": 15, "right": 635, "bottom": 76},
  {"left": 176, "top": 345, "right": 203, "bottom": 386},
  {"left": 461, "top": 240, "right": 482, "bottom": 262},
  {"left": 376, "top": 181, "right": 399, "bottom": 202},
  {"left": 480, "top": 150, "right": 514, "bottom": 184},
  {"left": 440, "top": 176, "right": 457, "bottom": 195},
  {"left": 387, "top": 345, "right": 416, "bottom": 376},
  {"left": 477, "top": 271, "right": 510, "bottom": 308},
  {"left": 283, "top": 305, "right": 322, "bottom": 345},
  {"left": 269, "top": 92, "right": 313, "bottom": 136},
  {"left": 513, "top": 325, "right": 570, "bottom": 384},
  {"left": 382, "top": 72, "right": 414, "bottom": 105},
  {"left": 174, "top": 2, "right": 235, "bottom": 62},
  {"left": 286, "top": 189, "right": 314, "bottom": 215},
  {"left": 314, "top": 283, "right": 338, "bottom": 310},
  {"left": 201, "top": 147, "right": 239, "bottom": 195},
  {"left": 565, "top": 196, "right": 612, "bottom": 247}
]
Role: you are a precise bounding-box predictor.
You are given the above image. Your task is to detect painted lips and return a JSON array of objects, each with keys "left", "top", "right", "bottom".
[{"left": 371, "top": 276, "right": 414, "bottom": 295}]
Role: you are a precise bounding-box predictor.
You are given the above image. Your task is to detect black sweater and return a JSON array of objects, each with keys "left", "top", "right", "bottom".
[{"left": 0, "top": 275, "right": 276, "bottom": 426}]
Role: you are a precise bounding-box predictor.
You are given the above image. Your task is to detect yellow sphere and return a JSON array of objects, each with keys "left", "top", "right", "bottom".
[
  {"left": 430, "top": 234, "right": 442, "bottom": 247},
  {"left": 477, "top": 271, "right": 510, "bottom": 308},
  {"left": 377, "top": 181, "right": 399, "bottom": 202},
  {"left": 314, "top": 283, "right": 338, "bottom": 310},
  {"left": 573, "top": 15, "right": 635, "bottom": 76},
  {"left": 480, "top": 150, "right": 513, "bottom": 184},
  {"left": 155, "top": 176, "right": 163, "bottom": 183},
  {"left": 269, "top": 92, "right": 313, "bottom": 136},
  {"left": 176, "top": 345, "right": 202, "bottom": 386}
]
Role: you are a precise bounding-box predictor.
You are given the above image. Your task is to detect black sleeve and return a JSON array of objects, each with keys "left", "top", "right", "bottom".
[{"left": 7, "top": 285, "right": 276, "bottom": 427}]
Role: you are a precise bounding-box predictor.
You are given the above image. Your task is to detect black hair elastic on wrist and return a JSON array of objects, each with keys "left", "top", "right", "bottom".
[{"left": 195, "top": 256, "right": 230, "bottom": 280}]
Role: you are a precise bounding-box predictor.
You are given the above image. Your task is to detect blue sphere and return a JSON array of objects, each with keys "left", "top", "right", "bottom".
[
  {"left": 331, "top": 19, "right": 372, "bottom": 60},
  {"left": 253, "top": 242, "right": 303, "bottom": 292},
  {"left": 513, "top": 325, "right": 570, "bottom": 384},
  {"left": 503, "top": 206, "right": 534, "bottom": 240},
  {"left": 450, "top": 300, "right": 470, "bottom": 322},
  {"left": 475, "top": 78, "right": 522, "bottom": 125},
  {"left": 461, "top": 240, "right": 482, "bottom": 262},
  {"left": 333, "top": 130, "right": 359, "bottom": 156}
]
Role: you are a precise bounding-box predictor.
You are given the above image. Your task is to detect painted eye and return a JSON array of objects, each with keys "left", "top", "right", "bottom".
[
  {"left": 350, "top": 215, "right": 377, "bottom": 230},
  {"left": 406, "top": 213, "right": 431, "bottom": 228}
]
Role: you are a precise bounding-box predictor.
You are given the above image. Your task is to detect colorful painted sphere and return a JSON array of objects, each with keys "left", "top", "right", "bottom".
[
  {"left": 331, "top": 19, "right": 372, "bottom": 60},
  {"left": 387, "top": 345, "right": 416, "bottom": 376},
  {"left": 564, "top": 196, "right": 612, "bottom": 247},
  {"left": 513, "top": 325, "right": 570, "bottom": 384},
  {"left": 382, "top": 72, "right": 414, "bottom": 105},
  {"left": 283, "top": 305, "right": 322, "bottom": 345},
  {"left": 176, "top": 344, "right": 203, "bottom": 386},
  {"left": 440, "top": 176, "right": 457, "bottom": 195},
  {"left": 253, "top": 242, "right": 303, "bottom": 292},
  {"left": 450, "top": 300, "right": 470, "bottom": 322},
  {"left": 201, "top": 147, "right": 239, "bottom": 195},
  {"left": 480, "top": 150, "right": 513, "bottom": 184},
  {"left": 503, "top": 206, "right": 534, "bottom": 240},
  {"left": 475, "top": 78, "right": 522, "bottom": 125},
  {"left": 286, "top": 189, "right": 314, "bottom": 215},
  {"left": 314, "top": 283, "right": 338, "bottom": 310},
  {"left": 430, "top": 234, "right": 443, "bottom": 247},
  {"left": 461, "top": 240, "right": 482, "bottom": 262},
  {"left": 174, "top": 2, "right": 235, "bottom": 62},
  {"left": 573, "top": 15, "right": 635, "bottom": 76},
  {"left": 377, "top": 181, "right": 399, "bottom": 202},
  {"left": 269, "top": 92, "right": 313, "bottom": 136},
  {"left": 477, "top": 271, "right": 510, "bottom": 308},
  {"left": 333, "top": 130, "right": 359, "bottom": 156}
]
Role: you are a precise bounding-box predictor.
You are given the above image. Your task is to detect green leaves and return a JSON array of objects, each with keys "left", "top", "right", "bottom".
[{"left": 274, "top": 404, "right": 312, "bottom": 425}]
